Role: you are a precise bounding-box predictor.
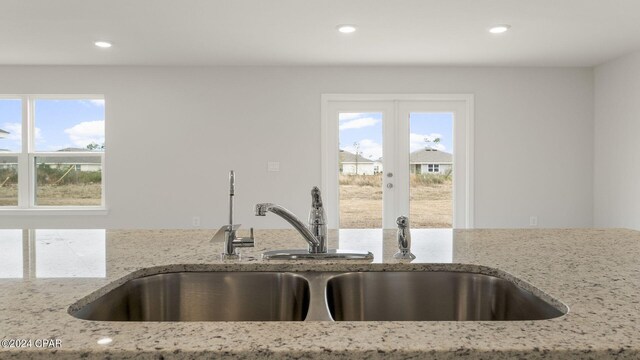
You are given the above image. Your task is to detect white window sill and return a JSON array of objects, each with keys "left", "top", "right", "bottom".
[{"left": 0, "top": 208, "right": 109, "bottom": 216}]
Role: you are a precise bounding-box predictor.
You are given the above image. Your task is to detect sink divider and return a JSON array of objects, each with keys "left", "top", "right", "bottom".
[{"left": 301, "top": 273, "right": 335, "bottom": 321}]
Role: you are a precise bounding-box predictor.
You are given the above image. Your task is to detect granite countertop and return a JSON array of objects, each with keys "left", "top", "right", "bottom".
[{"left": 1, "top": 228, "right": 639, "bottom": 359}]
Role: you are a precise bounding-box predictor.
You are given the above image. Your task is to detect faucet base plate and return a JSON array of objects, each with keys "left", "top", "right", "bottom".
[
  {"left": 393, "top": 251, "right": 417, "bottom": 260},
  {"left": 262, "top": 249, "right": 373, "bottom": 261}
]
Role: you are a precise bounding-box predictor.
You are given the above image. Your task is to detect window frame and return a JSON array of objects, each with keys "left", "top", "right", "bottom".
[
  {"left": 0, "top": 94, "right": 107, "bottom": 214},
  {"left": 427, "top": 164, "right": 440, "bottom": 173},
  {"left": 321, "top": 94, "right": 475, "bottom": 229}
]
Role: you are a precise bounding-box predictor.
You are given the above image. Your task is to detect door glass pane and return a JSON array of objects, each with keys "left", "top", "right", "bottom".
[
  {"left": 35, "top": 156, "right": 102, "bottom": 206},
  {"left": 338, "top": 112, "right": 383, "bottom": 229},
  {"left": 0, "top": 156, "right": 18, "bottom": 206},
  {"left": 0, "top": 99, "right": 22, "bottom": 152},
  {"left": 409, "top": 113, "right": 453, "bottom": 228},
  {"left": 34, "top": 99, "right": 105, "bottom": 152}
]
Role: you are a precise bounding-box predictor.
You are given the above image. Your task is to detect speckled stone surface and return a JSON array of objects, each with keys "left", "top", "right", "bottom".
[{"left": 1, "top": 228, "right": 639, "bottom": 359}]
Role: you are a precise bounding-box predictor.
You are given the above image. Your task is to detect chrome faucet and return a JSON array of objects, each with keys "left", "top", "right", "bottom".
[
  {"left": 394, "top": 216, "right": 416, "bottom": 260},
  {"left": 212, "top": 170, "right": 255, "bottom": 259},
  {"left": 308, "top": 187, "right": 328, "bottom": 252},
  {"left": 256, "top": 187, "right": 372, "bottom": 260},
  {"left": 255, "top": 187, "right": 326, "bottom": 253}
]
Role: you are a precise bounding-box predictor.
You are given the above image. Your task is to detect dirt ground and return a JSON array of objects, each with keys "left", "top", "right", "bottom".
[
  {"left": 0, "top": 184, "right": 101, "bottom": 206},
  {"left": 339, "top": 181, "right": 452, "bottom": 228},
  {"left": 2, "top": 179, "right": 448, "bottom": 226}
]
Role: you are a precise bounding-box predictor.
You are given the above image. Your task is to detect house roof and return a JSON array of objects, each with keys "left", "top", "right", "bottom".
[
  {"left": 0, "top": 147, "right": 101, "bottom": 164},
  {"left": 410, "top": 149, "right": 452, "bottom": 164},
  {"left": 42, "top": 156, "right": 102, "bottom": 164},
  {"left": 339, "top": 150, "right": 374, "bottom": 163},
  {"left": 57, "top": 147, "right": 91, "bottom": 152}
]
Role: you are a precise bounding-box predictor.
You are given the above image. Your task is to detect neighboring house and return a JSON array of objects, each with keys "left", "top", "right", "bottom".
[
  {"left": 41, "top": 148, "right": 102, "bottom": 172},
  {"left": 0, "top": 128, "right": 9, "bottom": 152},
  {"left": 0, "top": 156, "right": 14, "bottom": 170},
  {"left": 0, "top": 142, "right": 101, "bottom": 171},
  {"left": 340, "top": 148, "right": 452, "bottom": 175},
  {"left": 410, "top": 149, "right": 452, "bottom": 174},
  {"left": 339, "top": 150, "right": 381, "bottom": 175}
]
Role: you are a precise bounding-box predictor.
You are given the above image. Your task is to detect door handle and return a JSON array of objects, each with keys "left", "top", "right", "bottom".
[{"left": 386, "top": 183, "right": 393, "bottom": 189}]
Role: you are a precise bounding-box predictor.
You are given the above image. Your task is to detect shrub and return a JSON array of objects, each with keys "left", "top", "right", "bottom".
[
  {"left": 410, "top": 173, "right": 451, "bottom": 186},
  {"left": 0, "top": 167, "right": 18, "bottom": 185},
  {"left": 339, "top": 173, "right": 452, "bottom": 187},
  {"left": 36, "top": 163, "right": 101, "bottom": 185},
  {"left": 339, "top": 174, "right": 382, "bottom": 187}
]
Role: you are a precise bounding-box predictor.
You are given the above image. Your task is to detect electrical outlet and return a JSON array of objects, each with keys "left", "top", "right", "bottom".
[
  {"left": 529, "top": 216, "right": 538, "bottom": 227},
  {"left": 192, "top": 216, "right": 201, "bottom": 227}
]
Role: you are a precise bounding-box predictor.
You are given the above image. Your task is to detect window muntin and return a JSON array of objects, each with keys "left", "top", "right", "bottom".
[{"left": 0, "top": 95, "right": 105, "bottom": 209}]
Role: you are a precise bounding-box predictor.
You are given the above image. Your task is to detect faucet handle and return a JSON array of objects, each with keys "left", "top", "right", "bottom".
[
  {"left": 232, "top": 227, "right": 255, "bottom": 249},
  {"left": 394, "top": 216, "right": 416, "bottom": 260},
  {"left": 212, "top": 224, "right": 242, "bottom": 243},
  {"left": 255, "top": 203, "right": 273, "bottom": 216},
  {"left": 311, "top": 186, "right": 323, "bottom": 209}
]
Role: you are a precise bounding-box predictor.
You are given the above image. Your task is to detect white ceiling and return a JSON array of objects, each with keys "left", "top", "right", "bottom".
[{"left": 2, "top": 0, "right": 640, "bottom": 67}]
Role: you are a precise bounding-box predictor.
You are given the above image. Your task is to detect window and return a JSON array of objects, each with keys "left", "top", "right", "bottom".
[
  {"left": 427, "top": 164, "right": 440, "bottom": 173},
  {"left": 0, "top": 96, "right": 105, "bottom": 210}
]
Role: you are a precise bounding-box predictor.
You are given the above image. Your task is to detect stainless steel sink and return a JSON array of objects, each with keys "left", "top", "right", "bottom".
[
  {"left": 326, "top": 271, "right": 565, "bottom": 321},
  {"left": 71, "top": 272, "right": 310, "bottom": 321},
  {"left": 70, "top": 270, "right": 565, "bottom": 322}
]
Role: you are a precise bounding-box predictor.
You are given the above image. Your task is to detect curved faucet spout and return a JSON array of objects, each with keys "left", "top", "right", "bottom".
[{"left": 255, "top": 203, "right": 322, "bottom": 252}]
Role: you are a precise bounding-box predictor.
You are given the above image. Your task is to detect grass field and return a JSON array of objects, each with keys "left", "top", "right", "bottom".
[
  {"left": 2, "top": 173, "right": 447, "bottom": 226},
  {"left": 339, "top": 174, "right": 452, "bottom": 228},
  {"left": 0, "top": 184, "right": 102, "bottom": 206}
]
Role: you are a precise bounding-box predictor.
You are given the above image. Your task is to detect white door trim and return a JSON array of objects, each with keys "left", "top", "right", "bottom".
[{"left": 321, "top": 94, "right": 475, "bottom": 229}]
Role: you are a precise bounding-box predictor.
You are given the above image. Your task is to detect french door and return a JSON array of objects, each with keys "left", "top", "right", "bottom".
[{"left": 321, "top": 95, "right": 474, "bottom": 230}]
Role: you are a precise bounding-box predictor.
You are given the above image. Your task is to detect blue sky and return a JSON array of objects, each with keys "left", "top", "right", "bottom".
[
  {"left": 339, "top": 112, "right": 453, "bottom": 160},
  {"left": 0, "top": 99, "right": 104, "bottom": 152}
]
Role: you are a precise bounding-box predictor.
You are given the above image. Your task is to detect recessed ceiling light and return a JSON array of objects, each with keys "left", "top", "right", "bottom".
[
  {"left": 94, "top": 41, "right": 113, "bottom": 48},
  {"left": 337, "top": 25, "right": 357, "bottom": 34},
  {"left": 488, "top": 25, "right": 511, "bottom": 34}
]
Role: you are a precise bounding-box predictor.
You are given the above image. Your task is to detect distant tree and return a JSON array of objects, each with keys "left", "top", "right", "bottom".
[
  {"left": 353, "top": 142, "right": 361, "bottom": 175},
  {"left": 86, "top": 142, "right": 105, "bottom": 151},
  {"left": 424, "top": 136, "right": 441, "bottom": 150}
]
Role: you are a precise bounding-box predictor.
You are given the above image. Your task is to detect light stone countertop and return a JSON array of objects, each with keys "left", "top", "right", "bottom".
[{"left": 0, "top": 228, "right": 639, "bottom": 359}]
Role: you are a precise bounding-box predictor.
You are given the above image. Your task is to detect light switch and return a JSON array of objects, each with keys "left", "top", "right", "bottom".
[{"left": 267, "top": 161, "right": 280, "bottom": 172}]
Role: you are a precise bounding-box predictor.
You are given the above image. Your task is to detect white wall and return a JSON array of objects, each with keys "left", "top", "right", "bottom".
[
  {"left": 0, "top": 66, "right": 594, "bottom": 229},
  {"left": 594, "top": 51, "right": 640, "bottom": 230}
]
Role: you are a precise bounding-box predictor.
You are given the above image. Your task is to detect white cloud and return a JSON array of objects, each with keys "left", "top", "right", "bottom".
[
  {"left": 339, "top": 117, "right": 380, "bottom": 131},
  {"left": 410, "top": 132, "right": 446, "bottom": 152},
  {"left": 1, "top": 122, "right": 22, "bottom": 141},
  {"left": 343, "top": 139, "right": 383, "bottom": 161},
  {"left": 64, "top": 120, "right": 105, "bottom": 148},
  {"left": 339, "top": 113, "right": 367, "bottom": 122},
  {"left": 0, "top": 122, "right": 41, "bottom": 141},
  {"left": 80, "top": 99, "right": 105, "bottom": 108}
]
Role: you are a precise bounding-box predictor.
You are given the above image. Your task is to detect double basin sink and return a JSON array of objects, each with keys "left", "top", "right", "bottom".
[{"left": 71, "top": 270, "right": 566, "bottom": 322}]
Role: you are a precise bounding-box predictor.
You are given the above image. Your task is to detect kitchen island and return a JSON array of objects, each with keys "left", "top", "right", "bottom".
[{"left": 0, "top": 228, "right": 638, "bottom": 359}]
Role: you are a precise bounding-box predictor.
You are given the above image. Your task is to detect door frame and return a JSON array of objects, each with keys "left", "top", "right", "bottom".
[{"left": 321, "top": 94, "right": 475, "bottom": 229}]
